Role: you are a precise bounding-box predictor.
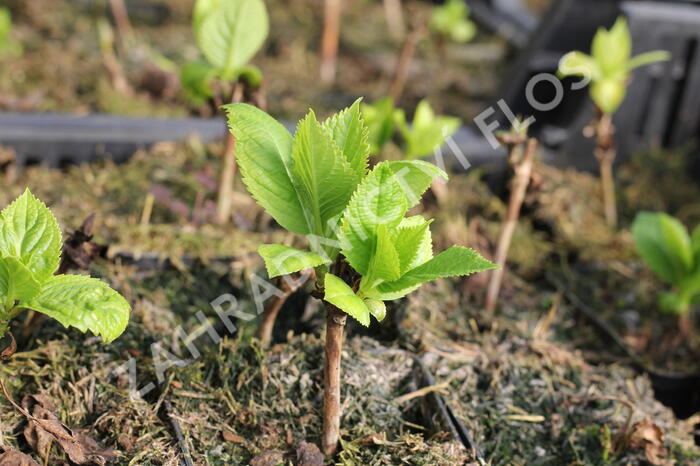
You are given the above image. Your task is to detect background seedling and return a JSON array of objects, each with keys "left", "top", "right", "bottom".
[
  {"left": 558, "top": 17, "right": 669, "bottom": 228},
  {"left": 225, "top": 99, "right": 496, "bottom": 456},
  {"left": 0, "top": 7, "right": 22, "bottom": 58},
  {"left": 183, "top": 0, "right": 270, "bottom": 225},
  {"left": 0, "top": 190, "right": 131, "bottom": 359},
  {"left": 632, "top": 212, "right": 700, "bottom": 336}
]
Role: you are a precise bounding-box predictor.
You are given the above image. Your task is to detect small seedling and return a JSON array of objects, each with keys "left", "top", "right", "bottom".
[
  {"left": 558, "top": 17, "right": 669, "bottom": 227},
  {"left": 225, "top": 99, "right": 496, "bottom": 455},
  {"left": 632, "top": 212, "right": 700, "bottom": 335},
  {"left": 429, "top": 0, "right": 477, "bottom": 44},
  {"left": 0, "top": 7, "right": 23, "bottom": 58},
  {"left": 182, "top": 0, "right": 270, "bottom": 224},
  {"left": 360, "top": 97, "right": 401, "bottom": 156},
  {"left": 0, "top": 190, "right": 131, "bottom": 353},
  {"left": 395, "top": 99, "right": 461, "bottom": 160}
]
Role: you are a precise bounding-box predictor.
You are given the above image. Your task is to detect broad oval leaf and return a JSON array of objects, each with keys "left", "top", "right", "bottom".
[
  {"left": 591, "top": 78, "right": 627, "bottom": 115},
  {"left": 324, "top": 273, "right": 370, "bottom": 327},
  {"left": 180, "top": 61, "right": 217, "bottom": 104},
  {"left": 27, "top": 275, "right": 131, "bottom": 343},
  {"left": 0, "top": 189, "right": 62, "bottom": 282},
  {"left": 259, "top": 244, "right": 328, "bottom": 278},
  {"left": 225, "top": 103, "right": 311, "bottom": 235},
  {"left": 196, "top": 0, "right": 269, "bottom": 79},
  {"left": 375, "top": 246, "right": 497, "bottom": 300},
  {"left": 632, "top": 212, "right": 692, "bottom": 286},
  {"left": 0, "top": 256, "right": 40, "bottom": 305},
  {"left": 365, "top": 299, "right": 386, "bottom": 322}
]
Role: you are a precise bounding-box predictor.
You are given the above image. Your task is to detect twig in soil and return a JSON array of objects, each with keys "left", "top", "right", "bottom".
[
  {"left": 394, "top": 382, "right": 450, "bottom": 404},
  {"left": 486, "top": 136, "right": 538, "bottom": 314},
  {"left": 215, "top": 83, "right": 244, "bottom": 225},
  {"left": 0, "top": 332, "right": 16, "bottom": 361},
  {"left": 109, "top": 0, "right": 133, "bottom": 53},
  {"left": 320, "top": 0, "right": 342, "bottom": 84},
  {"left": 383, "top": 0, "right": 405, "bottom": 41},
  {"left": 164, "top": 400, "right": 194, "bottom": 466},
  {"left": 322, "top": 304, "right": 347, "bottom": 456},
  {"left": 591, "top": 111, "right": 618, "bottom": 228}
]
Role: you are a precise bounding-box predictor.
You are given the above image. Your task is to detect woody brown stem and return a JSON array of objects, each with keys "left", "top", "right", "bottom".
[
  {"left": 322, "top": 304, "right": 346, "bottom": 456},
  {"left": 256, "top": 276, "right": 309, "bottom": 348},
  {"left": 486, "top": 138, "right": 538, "bottom": 314},
  {"left": 215, "top": 84, "right": 244, "bottom": 225},
  {"left": 594, "top": 113, "right": 617, "bottom": 228},
  {"left": 383, "top": 0, "right": 405, "bottom": 41},
  {"left": 320, "top": 0, "right": 342, "bottom": 84}
]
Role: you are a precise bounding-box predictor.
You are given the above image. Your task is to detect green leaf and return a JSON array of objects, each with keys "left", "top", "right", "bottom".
[
  {"left": 224, "top": 103, "right": 311, "bottom": 235},
  {"left": 258, "top": 244, "right": 328, "bottom": 278},
  {"left": 628, "top": 51, "right": 671, "bottom": 71},
  {"left": 180, "top": 61, "right": 217, "bottom": 104},
  {"left": 365, "top": 299, "right": 386, "bottom": 322},
  {"left": 591, "top": 77, "right": 627, "bottom": 115},
  {"left": 339, "top": 163, "right": 408, "bottom": 275},
  {"left": 592, "top": 17, "right": 631, "bottom": 78},
  {"left": 291, "top": 110, "right": 361, "bottom": 237},
  {"left": 195, "top": 0, "right": 269, "bottom": 79},
  {"left": 398, "top": 100, "right": 462, "bottom": 159},
  {"left": 323, "top": 99, "right": 370, "bottom": 176},
  {"left": 558, "top": 51, "right": 601, "bottom": 81},
  {"left": 632, "top": 212, "right": 693, "bottom": 286},
  {"left": 0, "top": 189, "right": 62, "bottom": 282},
  {"left": 364, "top": 224, "right": 402, "bottom": 286},
  {"left": 193, "top": 0, "right": 222, "bottom": 31},
  {"left": 394, "top": 216, "right": 433, "bottom": 274},
  {"left": 429, "top": 0, "right": 476, "bottom": 44},
  {"left": 0, "top": 256, "right": 40, "bottom": 306},
  {"left": 27, "top": 275, "right": 130, "bottom": 343},
  {"left": 361, "top": 97, "right": 397, "bottom": 155},
  {"left": 375, "top": 246, "right": 498, "bottom": 300},
  {"left": 324, "top": 274, "right": 370, "bottom": 327},
  {"left": 383, "top": 160, "right": 448, "bottom": 208},
  {"left": 692, "top": 225, "right": 700, "bottom": 268}
]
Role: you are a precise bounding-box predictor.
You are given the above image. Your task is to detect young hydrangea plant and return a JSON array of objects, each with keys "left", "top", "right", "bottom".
[
  {"left": 395, "top": 99, "right": 461, "bottom": 160},
  {"left": 224, "top": 99, "right": 496, "bottom": 456},
  {"left": 0, "top": 190, "right": 131, "bottom": 345},
  {"left": 558, "top": 17, "right": 669, "bottom": 228},
  {"left": 429, "top": 0, "right": 477, "bottom": 44},
  {"left": 632, "top": 212, "right": 700, "bottom": 324}
]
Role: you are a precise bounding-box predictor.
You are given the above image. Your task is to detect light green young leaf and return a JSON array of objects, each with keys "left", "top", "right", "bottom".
[
  {"left": 394, "top": 216, "right": 433, "bottom": 274},
  {"left": 324, "top": 274, "right": 370, "bottom": 327},
  {"left": 375, "top": 246, "right": 498, "bottom": 300},
  {"left": 180, "top": 61, "right": 217, "bottom": 104},
  {"left": 383, "top": 160, "right": 448, "bottom": 208},
  {"left": 0, "top": 189, "right": 62, "bottom": 282},
  {"left": 364, "top": 224, "right": 402, "bottom": 286},
  {"left": 365, "top": 299, "right": 386, "bottom": 322},
  {"left": 339, "top": 163, "right": 408, "bottom": 275},
  {"left": 291, "top": 111, "right": 361, "bottom": 236},
  {"left": 628, "top": 51, "right": 671, "bottom": 71},
  {"left": 429, "top": 0, "right": 476, "bottom": 43},
  {"left": 592, "top": 17, "right": 631, "bottom": 77},
  {"left": 398, "top": 100, "right": 462, "bottom": 159},
  {"left": 259, "top": 244, "right": 328, "bottom": 278},
  {"left": 225, "top": 103, "right": 311, "bottom": 235},
  {"left": 361, "top": 97, "right": 397, "bottom": 155},
  {"left": 692, "top": 225, "right": 700, "bottom": 269},
  {"left": 558, "top": 51, "right": 601, "bottom": 81},
  {"left": 632, "top": 212, "right": 693, "bottom": 286},
  {"left": 27, "top": 275, "right": 131, "bottom": 343},
  {"left": 591, "top": 77, "right": 627, "bottom": 115},
  {"left": 193, "top": 0, "right": 222, "bottom": 31},
  {"left": 196, "top": 0, "right": 269, "bottom": 80},
  {"left": 0, "top": 256, "right": 40, "bottom": 306},
  {"left": 323, "top": 98, "right": 370, "bottom": 176}
]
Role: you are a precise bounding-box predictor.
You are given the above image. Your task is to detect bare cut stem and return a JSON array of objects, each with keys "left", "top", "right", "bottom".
[
  {"left": 322, "top": 304, "right": 347, "bottom": 456},
  {"left": 383, "top": 0, "right": 405, "bottom": 41},
  {"left": 486, "top": 138, "right": 538, "bottom": 314},
  {"left": 320, "top": 0, "right": 342, "bottom": 84},
  {"left": 389, "top": 19, "right": 426, "bottom": 102},
  {"left": 594, "top": 113, "right": 618, "bottom": 228},
  {"left": 215, "top": 84, "right": 245, "bottom": 225}
]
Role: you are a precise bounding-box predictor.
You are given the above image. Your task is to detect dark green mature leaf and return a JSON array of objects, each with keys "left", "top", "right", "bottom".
[
  {"left": 195, "top": 0, "right": 268, "bottom": 80},
  {"left": 259, "top": 244, "right": 328, "bottom": 278},
  {"left": 323, "top": 98, "right": 370, "bottom": 176},
  {"left": 225, "top": 103, "right": 311, "bottom": 234},
  {"left": 0, "top": 256, "right": 40, "bottom": 305},
  {"left": 27, "top": 275, "right": 131, "bottom": 343},
  {"left": 339, "top": 163, "right": 408, "bottom": 276},
  {"left": 0, "top": 189, "right": 62, "bottom": 282},
  {"left": 374, "top": 246, "right": 498, "bottom": 300},
  {"left": 324, "top": 274, "right": 370, "bottom": 326},
  {"left": 632, "top": 212, "right": 692, "bottom": 286},
  {"left": 291, "top": 111, "right": 361, "bottom": 236}
]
